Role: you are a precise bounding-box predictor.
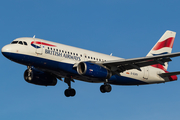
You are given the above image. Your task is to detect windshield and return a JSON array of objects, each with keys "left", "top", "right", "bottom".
[
  {"left": 11, "top": 41, "right": 18, "bottom": 44},
  {"left": 11, "top": 41, "right": 28, "bottom": 45}
]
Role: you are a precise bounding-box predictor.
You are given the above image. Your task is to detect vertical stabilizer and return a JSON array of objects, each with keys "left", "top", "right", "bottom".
[{"left": 146, "top": 30, "right": 176, "bottom": 70}]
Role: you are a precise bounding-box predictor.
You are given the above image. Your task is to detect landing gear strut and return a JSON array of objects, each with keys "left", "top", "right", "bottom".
[
  {"left": 64, "top": 78, "right": 76, "bottom": 97},
  {"left": 24, "top": 66, "right": 33, "bottom": 81}
]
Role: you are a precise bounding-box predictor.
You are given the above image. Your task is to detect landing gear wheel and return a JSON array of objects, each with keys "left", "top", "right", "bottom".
[
  {"left": 100, "top": 85, "right": 106, "bottom": 93},
  {"left": 70, "top": 89, "right": 76, "bottom": 96},
  {"left": 64, "top": 89, "right": 70, "bottom": 97},
  {"left": 24, "top": 68, "right": 33, "bottom": 82},
  {"left": 100, "top": 84, "right": 112, "bottom": 93},
  {"left": 64, "top": 88, "right": 76, "bottom": 97},
  {"left": 64, "top": 78, "right": 76, "bottom": 97},
  {"left": 104, "top": 85, "right": 112, "bottom": 92}
]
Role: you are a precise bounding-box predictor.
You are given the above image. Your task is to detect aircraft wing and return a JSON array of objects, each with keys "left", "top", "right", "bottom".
[{"left": 98, "top": 52, "right": 180, "bottom": 72}]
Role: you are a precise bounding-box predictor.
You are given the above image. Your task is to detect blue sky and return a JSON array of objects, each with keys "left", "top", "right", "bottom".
[{"left": 1, "top": 0, "right": 180, "bottom": 120}]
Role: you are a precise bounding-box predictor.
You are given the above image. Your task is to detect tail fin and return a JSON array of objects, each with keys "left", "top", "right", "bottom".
[{"left": 146, "top": 30, "right": 176, "bottom": 70}]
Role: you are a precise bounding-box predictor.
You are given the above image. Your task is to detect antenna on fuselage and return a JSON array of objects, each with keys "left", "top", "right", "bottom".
[
  {"left": 110, "top": 53, "right": 113, "bottom": 56},
  {"left": 33, "top": 35, "right": 36, "bottom": 38}
]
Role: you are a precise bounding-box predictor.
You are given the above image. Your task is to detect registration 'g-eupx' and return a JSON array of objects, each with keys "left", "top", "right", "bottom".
[{"left": 2, "top": 30, "right": 180, "bottom": 97}]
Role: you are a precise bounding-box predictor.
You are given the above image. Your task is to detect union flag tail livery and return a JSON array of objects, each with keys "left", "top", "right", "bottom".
[
  {"left": 147, "top": 30, "right": 176, "bottom": 70},
  {"left": 2, "top": 30, "right": 180, "bottom": 97}
]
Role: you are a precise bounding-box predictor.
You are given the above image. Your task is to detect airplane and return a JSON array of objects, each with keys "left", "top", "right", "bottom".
[{"left": 2, "top": 30, "right": 180, "bottom": 97}]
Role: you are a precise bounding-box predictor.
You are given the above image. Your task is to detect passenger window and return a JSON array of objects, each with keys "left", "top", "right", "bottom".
[
  {"left": 11, "top": 41, "right": 18, "bottom": 44},
  {"left": 18, "top": 41, "right": 23, "bottom": 45},
  {"left": 88, "top": 56, "right": 90, "bottom": 59},
  {"left": 23, "top": 42, "right": 27, "bottom": 45},
  {"left": 59, "top": 50, "right": 61, "bottom": 52},
  {"left": 80, "top": 54, "right": 82, "bottom": 57},
  {"left": 62, "top": 50, "right": 64, "bottom": 53},
  {"left": 56, "top": 49, "right": 58, "bottom": 51},
  {"left": 76, "top": 53, "right": 78, "bottom": 56}
]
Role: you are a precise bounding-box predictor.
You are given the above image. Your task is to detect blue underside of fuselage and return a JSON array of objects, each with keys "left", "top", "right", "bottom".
[{"left": 2, "top": 52, "right": 148, "bottom": 85}]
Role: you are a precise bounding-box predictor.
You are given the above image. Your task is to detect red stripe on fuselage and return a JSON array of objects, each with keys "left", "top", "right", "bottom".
[
  {"left": 152, "top": 37, "right": 174, "bottom": 50},
  {"left": 31, "top": 41, "right": 56, "bottom": 47}
]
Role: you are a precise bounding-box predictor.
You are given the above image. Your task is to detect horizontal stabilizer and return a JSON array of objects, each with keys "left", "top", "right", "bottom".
[{"left": 158, "top": 71, "right": 180, "bottom": 77}]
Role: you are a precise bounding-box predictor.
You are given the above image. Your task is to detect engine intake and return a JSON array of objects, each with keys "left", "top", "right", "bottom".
[
  {"left": 77, "top": 62, "right": 111, "bottom": 78},
  {"left": 24, "top": 68, "right": 57, "bottom": 86}
]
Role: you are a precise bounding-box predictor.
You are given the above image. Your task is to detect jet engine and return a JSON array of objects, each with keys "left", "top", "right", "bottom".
[
  {"left": 77, "top": 62, "right": 111, "bottom": 78},
  {"left": 24, "top": 68, "right": 57, "bottom": 86}
]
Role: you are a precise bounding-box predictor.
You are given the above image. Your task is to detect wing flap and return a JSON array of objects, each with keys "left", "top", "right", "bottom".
[
  {"left": 98, "top": 52, "right": 180, "bottom": 72},
  {"left": 118, "top": 57, "right": 171, "bottom": 71}
]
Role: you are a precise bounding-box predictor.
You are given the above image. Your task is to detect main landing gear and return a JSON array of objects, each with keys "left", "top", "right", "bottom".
[
  {"left": 100, "top": 79, "right": 112, "bottom": 93},
  {"left": 63, "top": 78, "right": 112, "bottom": 97},
  {"left": 64, "top": 78, "right": 76, "bottom": 97},
  {"left": 100, "top": 84, "right": 112, "bottom": 93}
]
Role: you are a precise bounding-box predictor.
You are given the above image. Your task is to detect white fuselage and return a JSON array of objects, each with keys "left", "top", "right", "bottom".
[{"left": 2, "top": 37, "right": 172, "bottom": 85}]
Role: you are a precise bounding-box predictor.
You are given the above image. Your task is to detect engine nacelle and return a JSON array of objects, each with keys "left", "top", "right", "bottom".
[
  {"left": 77, "top": 62, "right": 111, "bottom": 78},
  {"left": 24, "top": 68, "right": 57, "bottom": 86}
]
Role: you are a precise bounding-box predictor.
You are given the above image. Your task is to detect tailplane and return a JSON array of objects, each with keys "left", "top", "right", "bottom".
[
  {"left": 158, "top": 71, "right": 179, "bottom": 81},
  {"left": 146, "top": 30, "right": 176, "bottom": 70}
]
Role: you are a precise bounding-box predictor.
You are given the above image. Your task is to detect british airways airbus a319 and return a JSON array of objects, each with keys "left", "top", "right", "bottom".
[{"left": 2, "top": 30, "right": 180, "bottom": 97}]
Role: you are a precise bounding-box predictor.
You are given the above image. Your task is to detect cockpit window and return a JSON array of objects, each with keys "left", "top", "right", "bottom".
[
  {"left": 18, "top": 41, "right": 23, "bottom": 45},
  {"left": 11, "top": 41, "right": 18, "bottom": 44},
  {"left": 23, "top": 42, "right": 27, "bottom": 45},
  {"left": 11, "top": 40, "right": 28, "bottom": 46}
]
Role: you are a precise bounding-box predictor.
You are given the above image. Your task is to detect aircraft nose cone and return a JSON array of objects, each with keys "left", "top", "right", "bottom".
[{"left": 1, "top": 45, "right": 11, "bottom": 57}]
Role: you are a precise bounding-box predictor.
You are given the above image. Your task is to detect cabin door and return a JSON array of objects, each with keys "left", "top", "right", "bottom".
[
  {"left": 143, "top": 67, "right": 149, "bottom": 80},
  {"left": 34, "top": 39, "right": 43, "bottom": 54}
]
